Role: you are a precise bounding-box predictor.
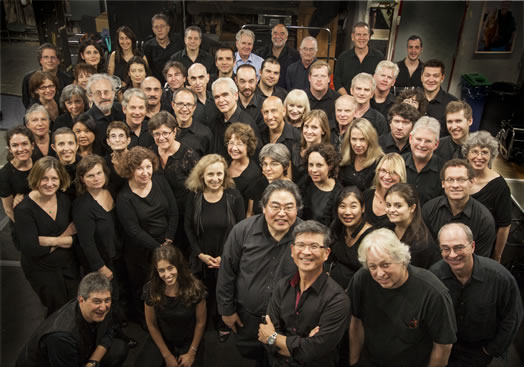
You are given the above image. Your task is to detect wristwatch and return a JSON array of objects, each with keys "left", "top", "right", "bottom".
[
  {"left": 267, "top": 332, "right": 278, "bottom": 345},
  {"left": 87, "top": 360, "right": 100, "bottom": 367}
]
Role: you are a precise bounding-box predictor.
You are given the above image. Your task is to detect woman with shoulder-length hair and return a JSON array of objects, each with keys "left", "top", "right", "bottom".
[
  {"left": 54, "top": 84, "right": 89, "bottom": 130},
  {"left": 283, "top": 89, "right": 311, "bottom": 128},
  {"left": 385, "top": 183, "right": 440, "bottom": 268},
  {"left": 136, "top": 244, "right": 207, "bottom": 367},
  {"left": 14, "top": 156, "right": 79, "bottom": 316},
  {"left": 78, "top": 38, "right": 105, "bottom": 73},
  {"left": 339, "top": 118, "right": 384, "bottom": 192},
  {"left": 28, "top": 70, "right": 61, "bottom": 122},
  {"left": 185, "top": 154, "right": 244, "bottom": 340}
]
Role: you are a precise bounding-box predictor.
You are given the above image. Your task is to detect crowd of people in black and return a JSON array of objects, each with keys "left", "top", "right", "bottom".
[{"left": 4, "top": 15, "right": 523, "bottom": 367}]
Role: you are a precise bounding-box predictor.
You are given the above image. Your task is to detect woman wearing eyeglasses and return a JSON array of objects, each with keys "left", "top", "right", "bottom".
[
  {"left": 28, "top": 70, "right": 61, "bottom": 123},
  {"left": 463, "top": 131, "right": 512, "bottom": 262}
]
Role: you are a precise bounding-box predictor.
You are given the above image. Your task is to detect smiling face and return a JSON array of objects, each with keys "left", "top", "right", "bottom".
[
  {"left": 123, "top": 95, "right": 146, "bottom": 126},
  {"left": 385, "top": 192, "right": 415, "bottom": 226},
  {"left": 377, "top": 161, "right": 401, "bottom": 191},
  {"left": 106, "top": 128, "right": 130, "bottom": 152},
  {"left": 350, "top": 128, "right": 369, "bottom": 156},
  {"left": 36, "top": 78, "right": 56, "bottom": 102},
  {"left": 442, "top": 166, "right": 472, "bottom": 202},
  {"left": 308, "top": 151, "right": 330, "bottom": 184},
  {"left": 286, "top": 103, "right": 306, "bottom": 123},
  {"left": 65, "top": 94, "right": 85, "bottom": 118},
  {"left": 132, "top": 158, "right": 153, "bottom": 185},
  {"left": 40, "top": 48, "right": 60, "bottom": 72},
  {"left": 302, "top": 118, "right": 324, "bottom": 145},
  {"left": 308, "top": 66, "right": 330, "bottom": 94},
  {"left": 90, "top": 79, "right": 115, "bottom": 115},
  {"left": 188, "top": 64, "right": 209, "bottom": 94},
  {"left": 226, "top": 133, "right": 247, "bottom": 160},
  {"left": 151, "top": 124, "right": 175, "bottom": 150},
  {"left": 173, "top": 91, "right": 196, "bottom": 125},
  {"left": 216, "top": 49, "right": 234, "bottom": 75},
  {"left": 38, "top": 168, "right": 60, "bottom": 197},
  {"left": 291, "top": 232, "right": 330, "bottom": 273},
  {"left": 81, "top": 45, "right": 101, "bottom": 68},
  {"left": 466, "top": 145, "right": 491, "bottom": 172},
  {"left": 263, "top": 190, "right": 298, "bottom": 238},
  {"left": 236, "top": 34, "right": 254, "bottom": 59},
  {"left": 409, "top": 127, "right": 438, "bottom": 162},
  {"left": 52, "top": 133, "right": 78, "bottom": 164},
  {"left": 156, "top": 259, "right": 178, "bottom": 287},
  {"left": 118, "top": 31, "right": 132, "bottom": 51},
  {"left": 407, "top": 39, "right": 423, "bottom": 62},
  {"left": 82, "top": 163, "right": 106, "bottom": 190},
  {"left": 299, "top": 39, "right": 317, "bottom": 64},
  {"left": 72, "top": 122, "right": 95, "bottom": 148},
  {"left": 203, "top": 161, "right": 225, "bottom": 191},
  {"left": 439, "top": 224, "right": 475, "bottom": 274},
  {"left": 351, "top": 79, "right": 374, "bottom": 105},
  {"left": 260, "top": 62, "right": 280, "bottom": 88},
  {"left": 141, "top": 78, "right": 162, "bottom": 107},
  {"left": 236, "top": 67, "right": 257, "bottom": 99},
  {"left": 166, "top": 67, "right": 186, "bottom": 91},
  {"left": 26, "top": 111, "right": 50, "bottom": 139},
  {"left": 335, "top": 99, "right": 356, "bottom": 128},
  {"left": 261, "top": 157, "right": 285, "bottom": 182},
  {"left": 374, "top": 67, "right": 396, "bottom": 93},
  {"left": 446, "top": 110, "right": 472, "bottom": 143},
  {"left": 367, "top": 248, "right": 408, "bottom": 289},
  {"left": 271, "top": 24, "right": 288, "bottom": 49},
  {"left": 262, "top": 97, "right": 285, "bottom": 131},
  {"left": 8, "top": 134, "right": 33, "bottom": 163},
  {"left": 422, "top": 66, "right": 445, "bottom": 94},
  {"left": 128, "top": 63, "right": 147, "bottom": 87},
  {"left": 213, "top": 82, "right": 238, "bottom": 114},
  {"left": 77, "top": 71, "right": 92, "bottom": 90},
  {"left": 337, "top": 193, "right": 364, "bottom": 229},
  {"left": 351, "top": 26, "right": 370, "bottom": 50},
  {"left": 79, "top": 291, "right": 112, "bottom": 323},
  {"left": 185, "top": 30, "right": 201, "bottom": 52}
]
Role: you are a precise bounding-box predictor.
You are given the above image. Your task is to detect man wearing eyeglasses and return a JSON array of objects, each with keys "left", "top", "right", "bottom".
[
  {"left": 258, "top": 220, "right": 349, "bottom": 366},
  {"left": 172, "top": 87, "right": 213, "bottom": 157},
  {"left": 430, "top": 223, "right": 523, "bottom": 367},
  {"left": 422, "top": 159, "right": 496, "bottom": 257},
  {"left": 436, "top": 101, "right": 473, "bottom": 162},
  {"left": 217, "top": 180, "right": 303, "bottom": 366}
]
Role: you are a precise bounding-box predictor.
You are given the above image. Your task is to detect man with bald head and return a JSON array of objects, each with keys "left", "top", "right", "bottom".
[
  {"left": 141, "top": 76, "right": 164, "bottom": 118},
  {"left": 260, "top": 96, "right": 300, "bottom": 154},
  {"left": 430, "top": 223, "right": 523, "bottom": 367},
  {"left": 187, "top": 63, "right": 218, "bottom": 125},
  {"left": 286, "top": 36, "right": 318, "bottom": 92},
  {"left": 255, "top": 23, "right": 300, "bottom": 88}
]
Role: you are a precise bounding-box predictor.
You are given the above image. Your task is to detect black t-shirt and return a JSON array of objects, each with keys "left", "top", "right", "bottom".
[
  {"left": 0, "top": 161, "right": 31, "bottom": 198},
  {"left": 339, "top": 161, "right": 377, "bottom": 192},
  {"left": 233, "top": 159, "right": 261, "bottom": 206},
  {"left": 471, "top": 175, "right": 512, "bottom": 228}
]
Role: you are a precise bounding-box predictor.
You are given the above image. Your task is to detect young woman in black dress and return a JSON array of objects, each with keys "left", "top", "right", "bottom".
[
  {"left": 72, "top": 113, "right": 97, "bottom": 158},
  {"left": 136, "top": 245, "right": 206, "bottom": 367},
  {"left": 14, "top": 156, "right": 79, "bottom": 316}
]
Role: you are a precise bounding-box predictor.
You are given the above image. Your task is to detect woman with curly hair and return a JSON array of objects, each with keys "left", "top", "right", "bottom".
[{"left": 136, "top": 245, "right": 206, "bottom": 367}]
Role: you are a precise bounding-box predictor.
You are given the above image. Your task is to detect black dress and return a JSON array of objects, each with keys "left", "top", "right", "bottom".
[
  {"left": 363, "top": 189, "right": 394, "bottom": 229},
  {"left": 339, "top": 160, "right": 378, "bottom": 192},
  {"left": 300, "top": 178, "right": 343, "bottom": 226},
  {"left": 246, "top": 175, "right": 269, "bottom": 215},
  {"left": 14, "top": 191, "right": 79, "bottom": 316},
  {"left": 232, "top": 159, "right": 261, "bottom": 206},
  {"left": 104, "top": 153, "right": 127, "bottom": 198},
  {"left": 471, "top": 176, "right": 512, "bottom": 229}
]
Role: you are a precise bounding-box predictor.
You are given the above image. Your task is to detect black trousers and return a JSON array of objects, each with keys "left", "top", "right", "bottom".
[
  {"left": 447, "top": 342, "right": 494, "bottom": 367},
  {"left": 235, "top": 306, "right": 269, "bottom": 367}
]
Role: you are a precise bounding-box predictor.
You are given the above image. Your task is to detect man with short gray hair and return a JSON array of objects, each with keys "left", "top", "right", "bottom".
[
  {"left": 348, "top": 228, "right": 457, "bottom": 367},
  {"left": 372, "top": 60, "right": 399, "bottom": 117},
  {"left": 350, "top": 72, "right": 388, "bottom": 135},
  {"left": 233, "top": 29, "right": 264, "bottom": 75},
  {"left": 286, "top": 36, "right": 318, "bottom": 92},
  {"left": 122, "top": 88, "right": 154, "bottom": 148}
]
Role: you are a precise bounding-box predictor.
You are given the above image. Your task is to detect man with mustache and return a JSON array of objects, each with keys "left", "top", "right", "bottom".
[
  {"left": 86, "top": 74, "right": 124, "bottom": 154},
  {"left": 141, "top": 76, "right": 164, "bottom": 118},
  {"left": 395, "top": 35, "right": 424, "bottom": 89},
  {"left": 235, "top": 64, "right": 265, "bottom": 130}
]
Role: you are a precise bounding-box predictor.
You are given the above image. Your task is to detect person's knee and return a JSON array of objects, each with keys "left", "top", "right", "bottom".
[{"left": 101, "top": 338, "right": 128, "bottom": 367}]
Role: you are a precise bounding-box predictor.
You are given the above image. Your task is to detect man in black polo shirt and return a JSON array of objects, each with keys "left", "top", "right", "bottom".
[
  {"left": 187, "top": 63, "right": 219, "bottom": 127},
  {"left": 236, "top": 64, "right": 265, "bottom": 130},
  {"left": 436, "top": 100, "right": 473, "bottom": 161},
  {"left": 395, "top": 35, "right": 424, "bottom": 89},
  {"left": 160, "top": 61, "right": 187, "bottom": 114},
  {"left": 371, "top": 60, "right": 398, "bottom": 117},
  {"left": 255, "top": 24, "right": 300, "bottom": 89},
  {"left": 430, "top": 222, "right": 523, "bottom": 367},
  {"left": 256, "top": 58, "right": 288, "bottom": 101},
  {"left": 350, "top": 72, "right": 387, "bottom": 135},
  {"left": 210, "top": 77, "right": 260, "bottom": 158},
  {"left": 170, "top": 25, "right": 216, "bottom": 76},
  {"left": 422, "top": 159, "right": 496, "bottom": 257},
  {"left": 379, "top": 103, "right": 420, "bottom": 154},
  {"left": 260, "top": 96, "right": 300, "bottom": 154},
  {"left": 404, "top": 116, "right": 444, "bottom": 205},
  {"left": 421, "top": 59, "right": 457, "bottom": 136},
  {"left": 258, "top": 220, "right": 349, "bottom": 366},
  {"left": 143, "top": 13, "right": 184, "bottom": 85},
  {"left": 121, "top": 88, "right": 154, "bottom": 149},
  {"left": 85, "top": 74, "right": 124, "bottom": 155},
  {"left": 172, "top": 87, "right": 213, "bottom": 157},
  {"left": 334, "top": 21, "right": 384, "bottom": 96},
  {"left": 286, "top": 37, "right": 318, "bottom": 92},
  {"left": 307, "top": 60, "right": 340, "bottom": 121}
]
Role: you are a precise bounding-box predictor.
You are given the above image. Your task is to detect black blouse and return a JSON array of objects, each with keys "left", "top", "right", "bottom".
[
  {"left": 232, "top": 159, "right": 261, "bottom": 206},
  {"left": 363, "top": 189, "right": 394, "bottom": 229},
  {"left": 0, "top": 161, "right": 31, "bottom": 198},
  {"left": 472, "top": 175, "right": 512, "bottom": 229},
  {"left": 339, "top": 160, "right": 378, "bottom": 192}
]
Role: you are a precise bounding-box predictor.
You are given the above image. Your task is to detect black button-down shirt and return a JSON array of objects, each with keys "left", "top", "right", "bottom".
[
  {"left": 143, "top": 35, "right": 184, "bottom": 85},
  {"left": 430, "top": 255, "right": 524, "bottom": 357},
  {"left": 169, "top": 47, "right": 217, "bottom": 75},
  {"left": 217, "top": 214, "right": 301, "bottom": 316},
  {"left": 379, "top": 132, "right": 411, "bottom": 155},
  {"left": 286, "top": 59, "right": 316, "bottom": 93},
  {"left": 435, "top": 136, "right": 465, "bottom": 162},
  {"left": 260, "top": 121, "right": 301, "bottom": 155},
  {"left": 255, "top": 85, "right": 288, "bottom": 102},
  {"left": 255, "top": 45, "right": 300, "bottom": 89},
  {"left": 371, "top": 92, "right": 396, "bottom": 119},
  {"left": 193, "top": 93, "right": 220, "bottom": 128},
  {"left": 333, "top": 47, "right": 384, "bottom": 92},
  {"left": 425, "top": 88, "right": 458, "bottom": 136},
  {"left": 395, "top": 59, "right": 423, "bottom": 89},
  {"left": 362, "top": 106, "right": 388, "bottom": 136},
  {"left": 403, "top": 152, "right": 444, "bottom": 205},
  {"left": 177, "top": 119, "right": 214, "bottom": 157},
  {"left": 307, "top": 88, "right": 340, "bottom": 121},
  {"left": 422, "top": 196, "right": 496, "bottom": 257},
  {"left": 126, "top": 119, "right": 154, "bottom": 149},
  {"left": 86, "top": 103, "right": 125, "bottom": 155},
  {"left": 266, "top": 272, "right": 350, "bottom": 367},
  {"left": 239, "top": 93, "right": 266, "bottom": 131}
]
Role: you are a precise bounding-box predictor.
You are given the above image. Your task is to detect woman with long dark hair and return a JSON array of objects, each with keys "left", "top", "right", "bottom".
[
  {"left": 107, "top": 26, "right": 147, "bottom": 81},
  {"left": 118, "top": 56, "right": 150, "bottom": 101},
  {"left": 78, "top": 38, "right": 105, "bottom": 73},
  {"left": 135, "top": 245, "right": 206, "bottom": 367}
]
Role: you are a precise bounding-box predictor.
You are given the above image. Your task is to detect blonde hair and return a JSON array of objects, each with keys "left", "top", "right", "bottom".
[
  {"left": 340, "top": 118, "right": 383, "bottom": 167},
  {"left": 372, "top": 153, "right": 407, "bottom": 189},
  {"left": 185, "top": 154, "right": 235, "bottom": 192}
]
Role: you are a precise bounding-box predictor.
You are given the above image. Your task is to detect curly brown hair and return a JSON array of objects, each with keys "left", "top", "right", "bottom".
[
  {"left": 305, "top": 143, "right": 339, "bottom": 178},
  {"left": 224, "top": 122, "right": 258, "bottom": 157},
  {"left": 121, "top": 146, "right": 159, "bottom": 179}
]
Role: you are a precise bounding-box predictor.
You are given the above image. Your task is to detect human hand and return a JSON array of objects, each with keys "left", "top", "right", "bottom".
[
  {"left": 61, "top": 222, "right": 76, "bottom": 236},
  {"left": 222, "top": 313, "right": 244, "bottom": 333},
  {"left": 98, "top": 265, "right": 113, "bottom": 280},
  {"left": 258, "top": 315, "right": 276, "bottom": 344},
  {"left": 13, "top": 193, "right": 24, "bottom": 208},
  {"left": 309, "top": 326, "right": 320, "bottom": 337},
  {"left": 178, "top": 351, "right": 195, "bottom": 367},
  {"left": 208, "top": 256, "right": 221, "bottom": 269},
  {"left": 164, "top": 353, "right": 179, "bottom": 367}
]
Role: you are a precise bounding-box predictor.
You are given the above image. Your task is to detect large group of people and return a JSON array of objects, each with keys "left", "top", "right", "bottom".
[{"left": 5, "top": 15, "right": 523, "bottom": 367}]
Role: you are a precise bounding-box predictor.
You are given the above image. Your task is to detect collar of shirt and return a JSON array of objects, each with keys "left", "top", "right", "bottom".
[
  {"left": 290, "top": 270, "right": 329, "bottom": 295},
  {"left": 405, "top": 153, "right": 440, "bottom": 173},
  {"left": 90, "top": 104, "right": 114, "bottom": 121},
  {"left": 440, "top": 195, "right": 475, "bottom": 218},
  {"left": 431, "top": 88, "right": 452, "bottom": 105},
  {"left": 307, "top": 87, "right": 336, "bottom": 102},
  {"left": 234, "top": 52, "right": 260, "bottom": 66},
  {"left": 438, "top": 254, "right": 485, "bottom": 284}
]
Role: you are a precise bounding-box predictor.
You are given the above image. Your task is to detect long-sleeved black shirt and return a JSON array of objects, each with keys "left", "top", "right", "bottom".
[
  {"left": 266, "top": 272, "right": 350, "bottom": 366},
  {"left": 333, "top": 47, "right": 384, "bottom": 92},
  {"left": 216, "top": 214, "right": 301, "bottom": 316},
  {"left": 430, "top": 255, "right": 523, "bottom": 357}
]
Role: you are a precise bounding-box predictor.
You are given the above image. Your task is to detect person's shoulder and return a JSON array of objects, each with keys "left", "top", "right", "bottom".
[
  {"left": 423, "top": 195, "right": 446, "bottom": 211},
  {"left": 409, "top": 265, "right": 450, "bottom": 293},
  {"left": 369, "top": 47, "right": 384, "bottom": 58}
]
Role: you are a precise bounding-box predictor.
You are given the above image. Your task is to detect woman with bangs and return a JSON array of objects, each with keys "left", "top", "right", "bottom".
[
  {"left": 118, "top": 56, "right": 150, "bottom": 101},
  {"left": 283, "top": 89, "right": 311, "bottom": 129},
  {"left": 339, "top": 118, "right": 384, "bottom": 192},
  {"left": 54, "top": 85, "right": 89, "bottom": 130},
  {"left": 78, "top": 38, "right": 105, "bottom": 73},
  {"left": 364, "top": 152, "right": 406, "bottom": 229},
  {"left": 28, "top": 70, "right": 61, "bottom": 122},
  {"left": 107, "top": 25, "right": 148, "bottom": 81}
]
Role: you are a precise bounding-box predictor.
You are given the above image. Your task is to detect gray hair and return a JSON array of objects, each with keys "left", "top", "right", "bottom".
[
  {"left": 86, "top": 73, "right": 117, "bottom": 95},
  {"left": 259, "top": 143, "right": 291, "bottom": 171},
  {"left": 300, "top": 36, "right": 318, "bottom": 50},
  {"left": 410, "top": 116, "right": 441, "bottom": 141},
  {"left": 174, "top": 87, "right": 198, "bottom": 104},
  {"left": 121, "top": 88, "right": 147, "bottom": 108},
  {"left": 212, "top": 77, "right": 238, "bottom": 95},
  {"left": 438, "top": 222, "right": 474, "bottom": 245},
  {"left": 358, "top": 228, "right": 411, "bottom": 268},
  {"left": 59, "top": 84, "right": 88, "bottom": 112},
  {"left": 260, "top": 179, "right": 303, "bottom": 211},
  {"left": 236, "top": 29, "right": 255, "bottom": 42},
  {"left": 77, "top": 272, "right": 112, "bottom": 299},
  {"left": 351, "top": 72, "right": 376, "bottom": 90},
  {"left": 292, "top": 220, "right": 332, "bottom": 247},
  {"left": 375, "top": 60, "right": 400, "bottom": 79},
  {"left": 462, "top": 130, "right": 499, "bottom": 165},
  {"left": 25, "top": 104, "right": 49, "bottom": 121},
  {"left": 185, "top": 25, "right": 202, "bottom": 39}
]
